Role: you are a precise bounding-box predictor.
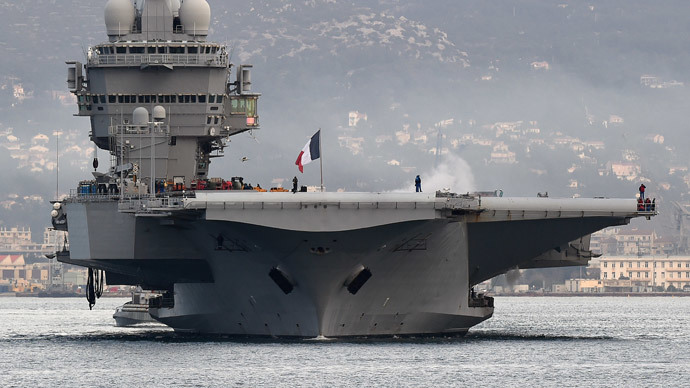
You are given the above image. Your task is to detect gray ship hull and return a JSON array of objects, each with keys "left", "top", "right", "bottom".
[
  {"left": 57, "top": 192, "right": 650, "bottom": 337},
  {"left": 55, "top": 0, "right": 655, "bottom": 338},
  {"left": 151, "top": 220, "right": 489, "bottom": 337}
]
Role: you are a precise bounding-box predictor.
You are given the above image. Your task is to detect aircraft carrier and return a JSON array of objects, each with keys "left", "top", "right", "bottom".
[{"left": 51, "top": 0, "right": 656, "bottom": 337}]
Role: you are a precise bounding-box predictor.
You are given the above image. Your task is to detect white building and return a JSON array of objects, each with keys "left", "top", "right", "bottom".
[{"left": 600, "top": 256, "right": 690, "bottom": 291}]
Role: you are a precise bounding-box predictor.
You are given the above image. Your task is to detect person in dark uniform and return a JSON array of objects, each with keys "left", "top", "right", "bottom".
[
  {"left": 292, "top": 176, "right": 298, "bottom": 193},
  {"left": 415, "top": 175, "right": 422, "bottom": 192}
]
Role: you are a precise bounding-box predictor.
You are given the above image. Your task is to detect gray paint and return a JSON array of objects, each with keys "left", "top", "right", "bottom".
[{"left": 55, "top": 0, "right": 657, "bottom": 337}]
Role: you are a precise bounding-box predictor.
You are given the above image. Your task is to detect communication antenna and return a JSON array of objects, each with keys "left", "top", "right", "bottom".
[
  {"left": 434, "top": 124, "right": 443, "bottom": 168},
  {"left": 247, "top": 130, "right": 260, "bottom": 143},
  {"left": 227, "top": 40, "right": 236, "bottom": 63},
  {"left": 55, "top": 130, "right": 59, "bottom": 200},
  {"left": 81, "top": 44, "right": 88, "bottom": 61}
]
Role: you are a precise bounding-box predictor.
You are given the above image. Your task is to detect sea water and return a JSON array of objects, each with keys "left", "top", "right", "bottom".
[{"left": 0, "top": 296, "right": 688, "bottom": 387}]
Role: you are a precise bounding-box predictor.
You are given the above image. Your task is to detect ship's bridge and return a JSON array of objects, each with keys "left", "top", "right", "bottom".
[{"left": 88, "top": 43, "right": 228, "bottom": 68}]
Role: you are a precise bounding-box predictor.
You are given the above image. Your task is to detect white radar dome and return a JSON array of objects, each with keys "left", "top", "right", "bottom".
[
  {"left": 153, "top": 106, "right": 166, "bottom": 122},
  {"left": 133, "top": 107, "right": 149, "bottom": 126},
  {"left": 105, "top": 0, "right": 136, "bottom": 37},
  {"left": 179, "top": 0, "right": 211, "bottom": 36}
]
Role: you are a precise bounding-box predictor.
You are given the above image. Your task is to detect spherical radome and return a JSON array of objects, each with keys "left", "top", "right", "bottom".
[
  {"left": 133, "top": 107, "right": 149, "bottom": 126},
  {"left": 152, "top": 106, "right": 166, "bottom": 122},
  {"left": 179, "top": 0, "right": 211, "bottom": 36},
  {"left": 104, "top": 0, "right": 136, "bottom": 36}
]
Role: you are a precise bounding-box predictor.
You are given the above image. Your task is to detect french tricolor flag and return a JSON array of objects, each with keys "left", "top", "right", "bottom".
[{"left": 295, "top": 130, "right": 321, "bottom": 173}]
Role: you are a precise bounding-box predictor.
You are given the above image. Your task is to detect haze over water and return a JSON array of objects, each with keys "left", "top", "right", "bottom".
[{"left": 1, "top": 296, "right": 688, "bottom": 387}]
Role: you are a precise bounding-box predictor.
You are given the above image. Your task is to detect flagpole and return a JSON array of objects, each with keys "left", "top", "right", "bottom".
[{"left": 319, "top": 128, "right": 324, "bottom": 192}]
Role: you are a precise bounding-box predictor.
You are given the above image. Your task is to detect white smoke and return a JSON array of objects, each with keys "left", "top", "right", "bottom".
[{"left": 394, "top": 154, "right": 476, "bottom": 193}]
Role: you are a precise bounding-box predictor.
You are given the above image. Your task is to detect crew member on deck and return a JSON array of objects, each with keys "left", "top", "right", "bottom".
[
  {"left": 415, "top": 175, "right": 422, "bottom": 192},
  {"left": 639, "top": 184, "right": 646, "bottom": 200},
  {"left": 292, "top": 176, "right": 298, "bottom": 193}
]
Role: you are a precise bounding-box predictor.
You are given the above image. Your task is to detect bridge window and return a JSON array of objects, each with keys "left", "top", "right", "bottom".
[
  {"left": 116, "top": 46, "right": 126, "bottom": 54},
  {"left": 147, "top": 47, "right": 156, "bottom": 54},
  {"left": 118, "top": 95, "right": 124, "bottom": 103},
  {"left": 207, "top": 116, "right": 212, "bottom": 125},
  {"left": 246, "top": 98, "right": 256, "bottom": 116},
  {"left": 191, "top": 95, "right": 197, "bottom": 103},
  {"left": 231, "top": 98, "right": 244, "bottom": 113},
  {"left": 214, "top": 117, "right": 219, "bottom": 125},
  {"left": 130, "top": 47, "right": 145, "bottom": 54},
  {"left": 171, "top": 95, "right": 177, "bottom": 103},
  {"left": 198, "top": 95, "right": 206, "bottom": 103},
  {"left": 188, "top": 46, "right": 198, "bottom": 54},
  {"left": 170, "top": 46, "right": 184, "bottom": 54},
  {"left": 209, "top": 95, "right": 215, "bottom": 103},
  {"left": 216, "top": 95, "right": 223, "bottom": 103}
]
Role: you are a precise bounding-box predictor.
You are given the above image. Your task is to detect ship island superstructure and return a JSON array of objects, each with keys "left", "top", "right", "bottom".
[{"left": 51, "top": 0, "right": 656, "bottom": 337}]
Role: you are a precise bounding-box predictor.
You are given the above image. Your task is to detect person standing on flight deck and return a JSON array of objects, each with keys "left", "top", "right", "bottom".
[
  {"left": 639, "top": 183, "right": 646, "bottom": 200},
  {"left": 292, "top": 176, "right": 298, "bottom": 193},
  {"left": 415, "top": 175, "right": 422, "bottom": 192}
]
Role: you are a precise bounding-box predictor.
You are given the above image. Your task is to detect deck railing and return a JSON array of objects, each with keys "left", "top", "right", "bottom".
[{"left": 88, "top": 53, "right": 227, "bottom": 67}]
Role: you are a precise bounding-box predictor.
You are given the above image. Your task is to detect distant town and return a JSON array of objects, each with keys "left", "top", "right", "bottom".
[{"left": 478, "top": 226, "right": 690, "bottom": 295}]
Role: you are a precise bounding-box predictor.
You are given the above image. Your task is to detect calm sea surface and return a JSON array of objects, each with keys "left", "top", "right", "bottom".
[{"left": 0, "top": 296, "right": 688, "bottom": 387}]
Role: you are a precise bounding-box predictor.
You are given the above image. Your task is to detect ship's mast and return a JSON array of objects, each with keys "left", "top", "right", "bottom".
[{"left": 67, "top": 0, "right": 259, "bottom": 192}]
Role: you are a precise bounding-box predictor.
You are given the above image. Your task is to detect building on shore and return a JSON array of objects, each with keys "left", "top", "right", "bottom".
[
  {"left": 599, "top": 256, "right": 690, "bottom": 291},
  {"left": 0, "top": 227, "right": 68, "bottom": 262}
]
